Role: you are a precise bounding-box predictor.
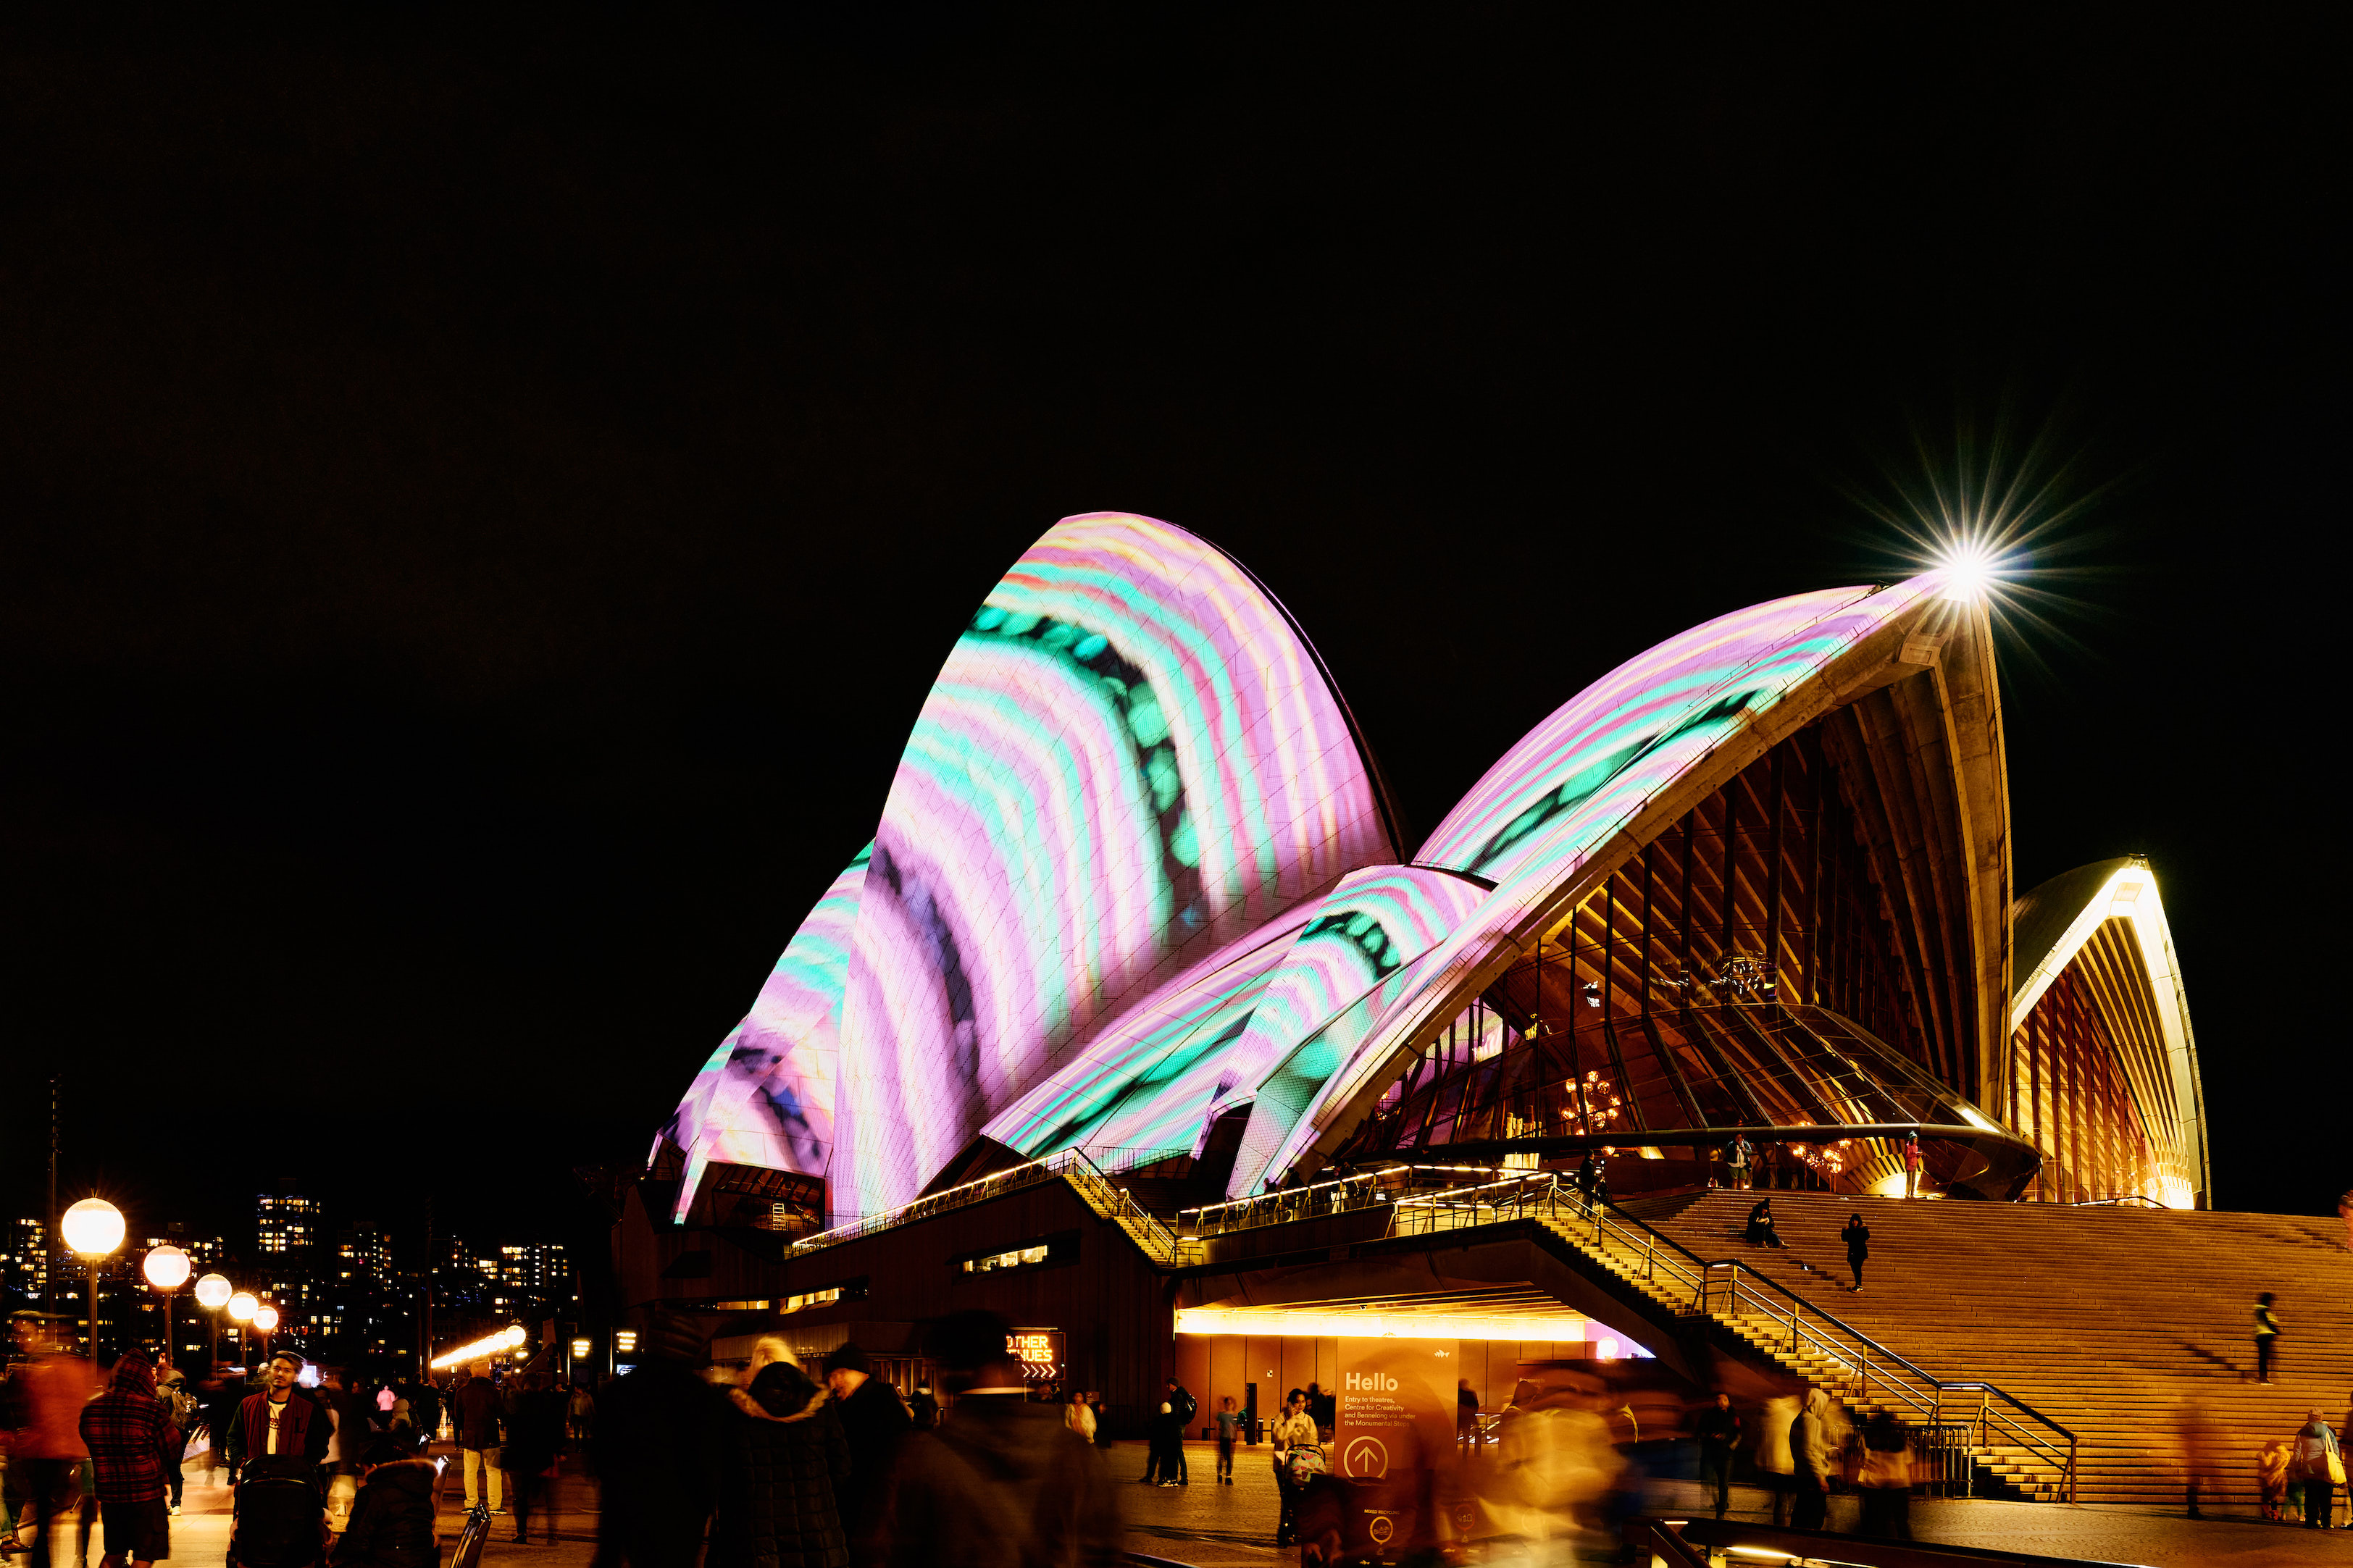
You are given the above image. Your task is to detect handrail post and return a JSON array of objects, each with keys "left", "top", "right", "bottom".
[{"left": 1789, "top": 1293, "right": 1800, "bottom": 1354}]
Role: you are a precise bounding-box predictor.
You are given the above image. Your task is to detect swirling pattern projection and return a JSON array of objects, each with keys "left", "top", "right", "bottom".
[
  {"left": 982, "top": 865, "right": 1487, "bottom": 1173},
  {"left": 664, "top": 513, "right": 1396, "bottom": 1220},
  {"left": 1254, "top": 574, "right": 1949, "bottom": 1187},
  {"left": 664, "top": 846, "right": 870, "bottom": 1220},
  {"left": 1419, "top": 579, "right": 1943, "bottom": 884}
]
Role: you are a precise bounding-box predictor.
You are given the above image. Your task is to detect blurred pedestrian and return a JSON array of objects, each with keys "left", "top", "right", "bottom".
[
  {"left": 711, "top": 1353, "right": 848, "bottom": 1568},
  {"left": 2294, "top": 1409, "right": 2342, "bottom": 1530},
  {"left": 2178, "top": 1396, "right": 2218, "bottom": 1519},
  {"left": 2258, "top": 1436, "right": 2294, "bottom": 1519},
  {"left": 1162, "top": 1380, "right": 1193, "bottom": 1485},
  {"left": 874, "top": 1309, "right": 1119, "bottom": 1568},
  {"left": 5, "top": 1313, "right": 100, "bottom": 1568},
  {"left": 595, "top": 1312, "right": 724, "bottom": 1568},
  {"left": 1269, "top": 1388, "right": 1318, "bottom": 1549},
  {"left": 1855, "top": 1409, "right": 1913, "bottom": 1539},
  {"left": 1148, "top": 1399, "right": 1183, "bottom": 1488},
  {"left": 329, "top": 1438, "right": 437, "bottom": 1568},
  {"left": 1789, "top": 1388, "right": 1834, "bottom": 1531},
  {"left": 1456, "top": 1380, "right": 1479, "bottom": 1455},
  {"left": 503, "top": 1372, "right": 567, "bottom": 1546},
  {"left": 154, "top": 1367, "right": 196, "bottom": 1516},
  {"left": 567, "top": 1382, "right": 595, "bottom": 1446},
  {"left": 197, "top": 1367, "right": 245, "bottom": 1489},
  {"left": 1755, "top": 1395, "right": 1797, "bottom": 1527},
  {"left": 822, "top": 1344, "right": 907, "bottom": 1566},
  {"left": 1061, "top": 1392, "right": 1095, "bottom": 1445},
  {"left": 78, "top": 1351, "right": 175, "bottom": 1568},
  {"left": 1693, "top": 1394, "right": 1739, "bottom": 1519},
  {"left": 1840, "top": 1214, "right": 1870, "bottom": 1290},
  {"left": 1213, "top": 1397, "right": 1240, "bottom": 1485},
  {"left": 2256, "top": 1294, "right": 2281, "bottom": 1384},
  {"left": 906, "top": 1385, "right": 938, "bottom": 1433},
  {"left": 455, "top": 1361, "right": 506, "bottom": 1515}
]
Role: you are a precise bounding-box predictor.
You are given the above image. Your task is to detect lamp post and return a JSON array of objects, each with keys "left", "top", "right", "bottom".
[
  {"left": 142, "top": 1244, "right": 191, "bottom": 1369},
  {"left": 252, "top": 1304, "right": 279, "bottom": 1369},
  {"left": 227, "top": 1291, "right": 258, "bottom": 1371},
  {"left": 194, "top": 1273, "right": 233, "bottom": 1371},
  {"left": 59, "top": 1198, "right": 125, "bottom": 1359}
]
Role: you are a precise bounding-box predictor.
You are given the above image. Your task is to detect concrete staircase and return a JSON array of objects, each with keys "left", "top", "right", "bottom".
[
  {"left": 1498, "top": 1196, "right": 2072, "bottom": 1501},
  {"left": 1617, "top": 1190, "right": 2353, "bottom": 1510}
]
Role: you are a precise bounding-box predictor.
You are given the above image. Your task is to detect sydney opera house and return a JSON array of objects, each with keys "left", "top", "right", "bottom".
[{"left": 609, "top": 512, "right": 2204, "bottom": 1430}]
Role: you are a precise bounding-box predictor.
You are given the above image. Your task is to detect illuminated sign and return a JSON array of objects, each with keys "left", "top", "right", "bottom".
[{"left": 1006, "top": 1328, "right": 1064, "bottom": 1382}]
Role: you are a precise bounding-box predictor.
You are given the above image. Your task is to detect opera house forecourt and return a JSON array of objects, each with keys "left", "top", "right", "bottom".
[{"left": 608, "top": 512, "right": 2254, "bottom": 1508}]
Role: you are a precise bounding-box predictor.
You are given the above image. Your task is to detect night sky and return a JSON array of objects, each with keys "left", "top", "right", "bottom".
[{"left": 3, "top": 7, "right": 2341, "bottom": 1265}]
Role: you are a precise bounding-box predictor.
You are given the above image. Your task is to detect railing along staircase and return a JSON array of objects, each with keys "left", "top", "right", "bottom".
[{"left": 1381, "top": 1173, "right": 2078, "bottom": 1502}]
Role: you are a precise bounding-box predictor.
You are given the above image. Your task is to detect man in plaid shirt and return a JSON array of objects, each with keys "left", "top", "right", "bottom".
[{"left": 78, "top": 1351, "right": 177, "bottom": 1568}]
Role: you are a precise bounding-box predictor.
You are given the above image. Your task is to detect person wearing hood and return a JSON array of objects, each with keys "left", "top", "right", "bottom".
[
  {"left": 1789, "top": 1388, "right": 1836, "bottom": 1531},
  {"left": 1744, "top": 1199, "right": 1784, "bottom": 1249},
  {"left": 823, "top": 1343, "right": 908, "bottom": 1564},
  {"left": 711, "top": 1353, "right": 850, "bottom": 1568},
  {"left": 329, "top": 1438, "right": 438, "bottom": 1568},
  {"left": 2294, "top": 1409, "right": 2343, "bottom": 1529},
  {"left": 595, "top": 1312, "right": 726, "bottom": 1568},
  {"left": 78, "top": 1351, "right": 176, "bottom": 1568},
  {"left": 874, "top": 1309, "right": 1119, "bottom": 1568}
]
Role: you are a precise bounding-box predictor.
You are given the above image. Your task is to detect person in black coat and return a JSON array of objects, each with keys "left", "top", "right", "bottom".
[
  {"left": 1744, "top": 1198, "right": 1784, "bottom": 1248},
  {"left": 329, "top": 1441, "right": 438, "bottom": 1568},
  {"left": 503, "top": 1372, "right": 569, "bottom": 1545},
  {"left": 1841, "top": 1213, "right": 1871, "bottom": 1289},
  {"left": 596, "top": 1314, "right": 727, "bottom": 1568},
  {"left": 823, "top": 1343, "right": 909, "bottom": 1565},
  {"left": 711, "top": 1360, "right": 850, "bottom": 1568}
]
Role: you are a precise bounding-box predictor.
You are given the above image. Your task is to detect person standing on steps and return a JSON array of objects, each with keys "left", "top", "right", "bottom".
[
  {"left": 1725, "top": 1134, "right": 1755, "bottom": 1191},
  {"left": 1901, "top": 1133, "right": 1923, "bottom": 1197},
  {"left": 1841, "top": 1213, "right": 1870, "bottom": 1290},
  {"left": 2256, "top": 1294, "right": 2282, "bottom": 1384},
  {"left": 1692, "top": 1393, "right": 1739, "bottom": 1519},
  {"left": 2294, "top": 1409, "right": 2342, "bottom": 1529}
]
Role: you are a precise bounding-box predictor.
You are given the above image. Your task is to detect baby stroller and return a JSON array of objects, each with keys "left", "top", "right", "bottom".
[{"left": 227, "top": 1477, "right": 330, "bottom": 1568}]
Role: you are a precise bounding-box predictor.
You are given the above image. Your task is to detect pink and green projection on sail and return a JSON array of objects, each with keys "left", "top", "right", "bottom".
[{"left": 659, "top": 516, "right": 1953, "bottom": 1224}]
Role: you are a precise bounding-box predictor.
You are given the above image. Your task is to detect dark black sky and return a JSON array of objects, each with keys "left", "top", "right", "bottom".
[{"left": 3, "top": 4, "right": 2341, "bottom": 1256}]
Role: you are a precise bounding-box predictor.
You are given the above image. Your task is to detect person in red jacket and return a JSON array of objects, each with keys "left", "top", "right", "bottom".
[
  {"left": 6, "top": 1312, "right": 102, "bottom": 1568},
  {"left": 78, "top": 1352, "right": 176, "bottom": 1568}
]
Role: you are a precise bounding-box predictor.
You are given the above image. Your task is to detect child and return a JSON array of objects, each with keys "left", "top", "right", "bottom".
[{"left": 1214, "top": 1396, "right": 1242, "bottom": 1485}]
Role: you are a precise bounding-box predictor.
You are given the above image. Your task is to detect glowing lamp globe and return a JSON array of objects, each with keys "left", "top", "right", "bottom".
[
  {"left": 143, "top": 1245, "right": 191, "bottom": 1291},
  {"left": 60, "top": 1198, "right": 125, "bottom": 1257},
  {"left": 227, "top": 1291, "right": 259, "bottom": 1323},
  {"left": 252, "top": 1305, "right": 280, "bottom": 1334},
  {"left": 194, "top": 1273, "right": 233, "bottom": 1310}
]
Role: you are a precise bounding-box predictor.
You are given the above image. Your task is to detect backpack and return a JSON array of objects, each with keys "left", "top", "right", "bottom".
[
  {"left": 167, "top": 1385, "right": 199, "bottom": 1427},
  {"left": 1174, "top": 1388, "right": 1198, "bottom": 1425}
]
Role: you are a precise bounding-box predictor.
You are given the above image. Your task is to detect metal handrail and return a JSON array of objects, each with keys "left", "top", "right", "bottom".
[
  {"left": 782, "top": 1147, "right": 1190, "bottom": 1266},
  {"left": 1378, "top": 1170, "right": 2077, "bottom": 1501}
]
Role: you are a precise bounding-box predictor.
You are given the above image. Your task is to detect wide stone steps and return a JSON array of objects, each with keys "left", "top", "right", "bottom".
[
  {"left": 1531, "top": 1212, "right": 2069, "bottom": 1503},
  {"left": 1620, "top": 1191, "right": 2353, "bottom": 1510}
]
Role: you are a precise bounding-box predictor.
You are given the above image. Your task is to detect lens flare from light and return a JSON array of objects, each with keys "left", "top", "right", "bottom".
[{"left": 1936, "top": 540, "right": 2002, "bottom": 603}]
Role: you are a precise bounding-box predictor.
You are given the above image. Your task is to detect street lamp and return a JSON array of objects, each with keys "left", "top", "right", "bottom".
[
  {"left": 194, "top": 1274, "right": 232, "bottom": 1371},
  {"left": 228, "top": 1291, "right": 257, "bottom": 1370},
  {"left": 252, "top": 1304, "right": 279, "bottom": 1367},
  {"left": 60, "top": 1198, "right": 125, "bottom": 1359},
  {"left": 142, "top": 1245, "right": 190, "bottom": 1370}
]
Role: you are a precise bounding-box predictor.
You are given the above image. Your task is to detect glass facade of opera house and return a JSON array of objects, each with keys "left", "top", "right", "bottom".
[{"left": 605, "top": 513, "right": 2204, "bottom": 1414}]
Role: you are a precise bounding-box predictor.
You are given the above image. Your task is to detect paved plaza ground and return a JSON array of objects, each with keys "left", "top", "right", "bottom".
[{"left": 17, "top": 1438, "right": 2347, "bottom": 1568}]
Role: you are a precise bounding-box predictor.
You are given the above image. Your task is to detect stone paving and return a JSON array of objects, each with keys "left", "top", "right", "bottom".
[
  {"left": 1118, "top": 1441, "right": 2353, "bottom": 1567},
  {"left": 20, "top": 1439, "right": 2338, "bottom": 1568}
]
